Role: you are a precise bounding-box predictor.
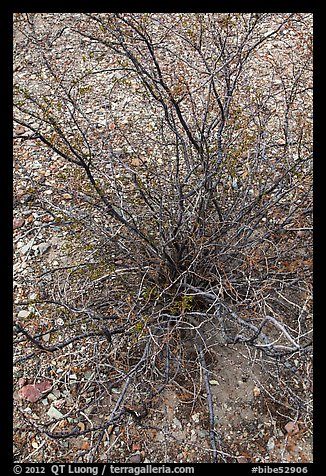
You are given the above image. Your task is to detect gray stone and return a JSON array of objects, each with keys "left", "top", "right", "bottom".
[
  {"left": 18, "top": 310, "right": 32, "bottom": 319},
  {"left": 47, "top": 393, "right": 58, "bottom": 402},
  {"left": 198, "top": 430, "right": 209, "bottom": 438},
  {"left": 190, "top": 429, "right": 197, "bottom": 442},
  {"left": 21, "top": 239, "right": 34, "bottom": 255},
  {"left": 191, "top": 412, "right": 200, "bottom": 423},
  {"left": 267, "top": 437, "right": 275, "bottom": 452},
  {"left": 38, "top": 242, "right": 51, "bottom": 255},
  {"left": 47, "top": 405, "right": 64, "bottom": 420},
  {"left": 84, "top": 370, "right": 94, "bottom": 380},
  {"left": 13, "top": 367, "right": 24, "bottom": 378},
  {"left": 42, "top": 333, "right": 50, "bottom": 342},
  {"left": 172, "top": 417, "right": 182, "bottom": 429}
]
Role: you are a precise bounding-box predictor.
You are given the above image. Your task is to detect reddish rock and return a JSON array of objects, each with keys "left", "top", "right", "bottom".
[
  {"left": 18, "top": 377, "right": 27, "bottom": 388},
  {"left": 18, "top": 380, "right": 53, "bottom": 402},
  {"left": 19, "top": 385, "right": 42, "bottom": 403},
  {"left": 15, "top": 125, "right": 25, "bottom": 135},
  {"left": 284, "top": 421, "right": 300, "bottom": 434},
  {"left": 35, "top": 380, "right": 52, "bottom": 393},
  {"left": 13, "top": 218, "right": 25, "bottom": 230},
  {"left": 132, "top": 443, "right": 141, "bottom": 452}
]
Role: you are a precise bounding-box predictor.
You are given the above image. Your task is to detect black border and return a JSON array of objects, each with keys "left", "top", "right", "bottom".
[{"left": 6, "top": 4, "right": 319, "bottom": 474}]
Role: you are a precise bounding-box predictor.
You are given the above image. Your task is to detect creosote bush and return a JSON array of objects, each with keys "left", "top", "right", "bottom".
[{"left": 13, "top": 13, "right": 312, "bottom": 463}]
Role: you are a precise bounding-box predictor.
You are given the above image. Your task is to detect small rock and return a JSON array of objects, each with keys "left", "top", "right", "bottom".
[
  {"left": 209, "top": 379, "right": 219, "bottom": 385},
  {"left": 17, "top": 310, "right": 32, "bottom": 319},
  {"left": 52, "top": 389, "right": 61, "bottom": 398},
  {"left": 31, "top": 161, "right": 43, "bottom": 170},
  {"left": 128, "top": 454, "right": 141, "bottom": 463},
  {"left": 13, "top": 218, "right": 25, "bottom": 230},
  {"left": 53, "top": 398, "right": 65, "bottom": 409},
  {"left": 48, "top": 393, "right": 58, "bottom": 402},
  {"left": 191, "top": 412, "right": 200, "bottom": 423},
  {"left": 21, "top": 239, "right": 34, "bottom": 255},
  {"left": 19, "top": 385, "right": 42, "bottom": 403},
  {"left": 132, "top": 442, "right": 141, "bottom": 451},
  {"left": 13, "top": 367, "right": 24, "bottom": 378},
  {"left": 131, "top": 158, "right": 141, "bottom": 167},
  {"left": 198, "top": 430, "right": 209, "bottom": 438},
  {"left": 237, "top": 456, "right": 249, "bottom": 463},
  {"left": 42, "top": 215, "right": 53, "bottom": 223},
  {"left": 190, "top": 429, "right": 197, "bottom": 442},
  {"left": 172, "top": 417, "right": 182, "bottom": 429},
  {"left": 77, "top": 422, "right": 85, "bottom": 432},
  {"left": 47, "top": 405, "right": 64, "bottom": 420},
  {"left": 38, "top": 242, "right": 51, "bottom": 255},
  {"left": 35, "top": 380, "right": 52, "bottom": 394},
  {"left": 284, "top": 421, "right": 299, "bottom": 434},
  {"left": 81, "top": 440, "right": 90, "bottom": 450},
  {"left": 15, "top": 125, "right": 25, "bottom": 135},
  {"left": 18, "top": 377, "right": 27, "bottom": 388},
  {"left": 21, "top": 194, "right": 34, "bottom": 203},
  {"left": 62, "top": 193, "right": 72, "bottom": 200},
  {"left": 253, "top": 386, "right": 261, "bottom": 397},
  {"left": 267, "top": 437, "right": 275, "bottom": 452},
  {"left": 84, "top": 370, "right": 93, "bottom": 380}
]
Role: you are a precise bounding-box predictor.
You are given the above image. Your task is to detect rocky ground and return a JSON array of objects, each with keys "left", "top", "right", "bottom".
[{"left": 13, "top": 13, "right": 313, "bottom": 464}]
